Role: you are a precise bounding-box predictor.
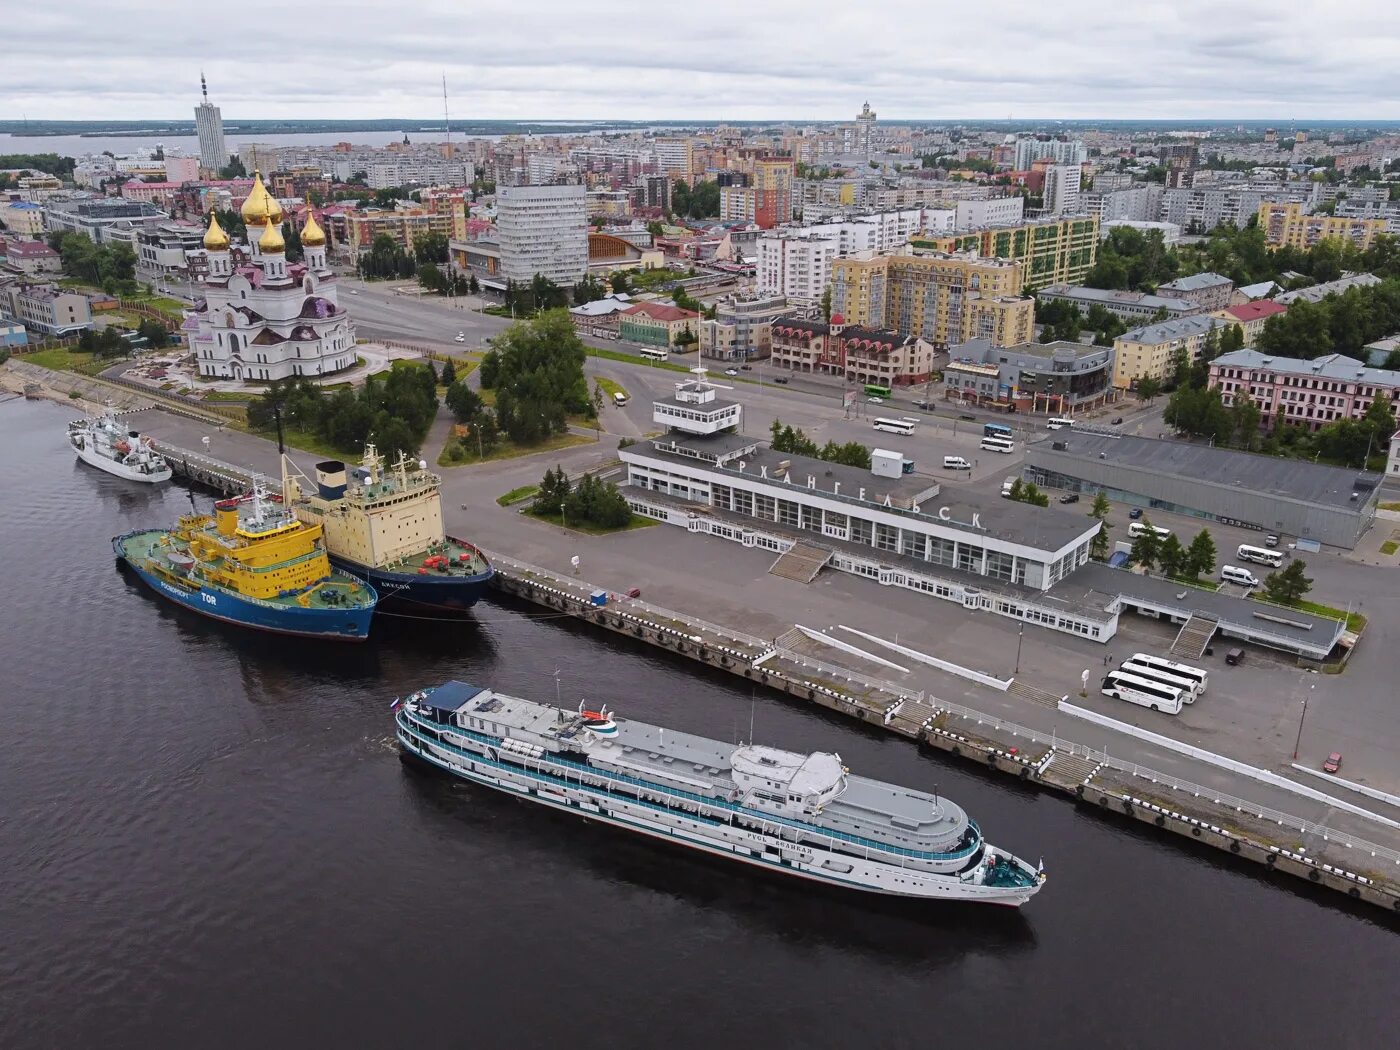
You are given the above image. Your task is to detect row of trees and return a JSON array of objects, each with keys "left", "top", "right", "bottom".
[
  {"left": 246, "top": 364, "right": 438, "bottom": 458},
  {"left": 1034, "top": 297, "right": 1130, "bottom": 347},
  {"left": 669, "top": 180, "right": 720, "bottom": 219},
  {"left": 1085, "top": 227, "right": 1180, "bottom": 292},
  {"left": 357, "top": 233, "right": 417, "bottom": 280},
  {"left": 503, "top": 275, "right": 570, "bottom": 316},
  {"left": 1254, "top": 278, "right": 1400, "bottom": 363},
  {"left": 769, "top": 419, "right": 871, "bottom": 468},
  {"left": 532, "top": 466, "right": 632, "bottom": 529},
  {"left": 0, "top": 153, "right": 75, "bottom": 178},
  {"left": 49, "top": 233, "right": 138, "bottom": 296},
  {"left": 1126, "top": 518, "right": 1219, "bottom": 582}
]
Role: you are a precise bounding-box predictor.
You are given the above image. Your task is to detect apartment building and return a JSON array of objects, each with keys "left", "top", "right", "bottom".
[
  {"left": 618, "top": 301, "right": 699, "bottom": 346},
  {"left": 769, "top": 316, "right": 935, "bottom": 387},
  {"left": 2, "top": 240, "right": 62, "bottom": 275},
  {"left": 1210, "top": 300, "right": 1288, "bottom": 343},
  {"left": 1210, "top": 349, "right": 1400, "bottom": 431},
  {"left": 1111, "top": 314, "right": 1227, "bottom": 390},
  {"left": 495, "top": 183, "right": 588, "bottom": 285},
  {"left": 1155, "top": 271, "right": 1234, "bottom": 312},
  {"left": 1042, "top": 164, "right": 1082, "bottom": 215},
  {"left": 1038, "top": 285, "right": 1200, "bottom": 323},
  {"left": 1159, "top": 183, "right": 1317, "bottom": 232},
  {"left": 753, "top": 157, "right": 795, "bottom": 229},
  {"left": 1275, "top": 273, "right": 1381, "bottom": 305},
  {"left": 1258, "top": 201, "right": 1386, "bottom": 251},
  {"left": 0, "top": 279, "right": 93, "bottom": 337},
  {"left": 0, "top": 200, "right": 46, "bottom": 237},
  {"left": 1013, "top": 137, "right": 1086, "bottom": 171},
  {"left": 909, "top": 215, "right": 1099, "bottom": 290},
  {"left": 830, "top": 253, "right": 1034, "bottom": 350},
  {"left": 1079, "top": 183, "right": 1163, "bottom": 224},
  {"left": 335, "top": 207, "right": 457, "bottom": 256},
  {"left": 955, "top": 197, "right": 1024, "bottom": 229},
  {"left": 755, "top": 232, "right": 839, "bottom": 306},
  {"left": 654, "top": 139, "right": 695, "bottom": 181},
  {"left": 720, "top": 186, "right": 756, "bottom": 223}
]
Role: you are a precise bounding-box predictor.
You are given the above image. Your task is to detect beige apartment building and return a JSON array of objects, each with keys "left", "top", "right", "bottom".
[
  {"left": 1258, "top": 201, "right": 1386, "bottom": 251},
  {"left": 1111, "top": 315, "right": 1227, "bottom": 390},
  {"left": 830, "top": 253, "right": 1035, "bottom": 350}
]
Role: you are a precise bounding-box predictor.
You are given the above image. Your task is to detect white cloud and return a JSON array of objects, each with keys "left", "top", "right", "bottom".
[{"left": 3, "top": 0, "right": 1398, "bottom": 120}]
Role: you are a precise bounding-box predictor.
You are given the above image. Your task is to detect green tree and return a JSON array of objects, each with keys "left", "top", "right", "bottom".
[
  {"left": 1263, "top": 559, "right": 1313, "bottom": 605},
  {"left": 820, "top": 286, "right": 832, "bottom": 322},
  {"left": 1129, "top": 520, "right": 1161, "bottom": 569},
  {"left": 445, "top": 379, "right": 483, "bottom": 423},
  {"left": 440, "top": 359, "right": 457, "bottom": 387},
  {"left": 1135, "top": 376, "right": 1163, "bottom": 403},
  {"left": 487, "top": 311, "right": 590, "bottom": 445},
  {"left": 1230, "top": 390, "right": 1262, "bottom": 448},
  {"left": 218, "top": 156, "right": 247, "bottom": 179},
  {"left": 413, "top": 231, "right": 449, "bottom": 264},
  {"left": 1185, "top": 529, "right": 1217, "bottom": 580},
  {"left": 1007, "top": 478, "right": 1024, "bottom": 502},
  {"left": 417, "top": 262, "right": 447, "bottom": 294},
  {"left": 135, "top": 318, "right": 170, "bottom": 349},
  {"left": 1020, "top": 482, "right": 1050, "bottom": 508},
  {"left": 1157, "top": 533, "right": 1186, "bottom": 578},
  {"left": 282, "top": 221, "right": 303, "bottom": 263},
  {"left": 1168, "top": 344, "right": 1192, "bottom": 389}
]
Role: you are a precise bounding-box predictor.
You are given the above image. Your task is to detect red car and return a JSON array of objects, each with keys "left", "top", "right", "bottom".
[{"left": 1323, "top": 752, "right": 1342, "bottom": 774}]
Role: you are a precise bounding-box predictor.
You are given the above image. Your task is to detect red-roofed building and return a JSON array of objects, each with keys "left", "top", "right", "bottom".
[
  {"left": 770, "top": 316, "right": 936, "bottom": 386},
  {"left": 3, "top": 239, "right": 61, "bottom": 275},
  {"left": 618, "top": 301, "right": 700, "bottom": 347},
  {"left": 1212, "top": 299, "right": 1287, "bottom": 343}
]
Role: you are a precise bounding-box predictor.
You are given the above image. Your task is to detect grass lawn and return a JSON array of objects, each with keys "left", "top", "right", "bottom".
[
  {"left": 1380, "top": 501, "right": 1400, "bottom": 512},
  {"left": 438, "top": 429, "right": 591, "bottom": 468},
  {"left": 1381, "top": 540, "right": 1399, "bottom": 556},
  {"left": 18, "top": 348, "right": 104, "bottom": 375},
  {"left": 526, "top": 508, "right": 657, "bottom": 535},
  {"left": 496, "top": 485, "right": 539, "bottom": 507},
  {"left": 595, "top": 376, "right": 628, "bottom": 400},
  {"left": 200, "top": 390, "right": 255, "bottom": 402},
  {"left": 250, "top": 425, "right": 355, "bottom": 460},
  {"left": 1165, "top": 575, "right": 1219, "bottom": 592},
  {"left": 588, "top": 346, "right": 690, "bottom": 373},
  {"left": 1250, "top": 594, "right": 1367, "bottom": 632}
]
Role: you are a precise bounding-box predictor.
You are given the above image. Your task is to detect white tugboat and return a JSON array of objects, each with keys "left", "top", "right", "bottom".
[
  {"left": 397, "top": 682, "right": 1047, "bottom": 906},
  {"left": 68, "top": 404, "right": 172, "bottom": 483}
]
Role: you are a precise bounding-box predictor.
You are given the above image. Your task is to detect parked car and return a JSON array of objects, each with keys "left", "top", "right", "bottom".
[
  {"left": 1323, "top": 752, "right": 1343, "bottom": 774},
  {"left": 868, "top": 396, "right": 884, "bottom": 404},
  {"left": 773, "top": 376, "right": 790, "bottom": 384},
  {"left": 958, "top": 413, "right": 977, "bottom": 421},
  {"left": 454, "top": 332, "right": 466, "bottom": 343},
  {"left": 1111, "top": 416, "right": 1124, "bottom": 425},
  {"left": 1058, "top": 493, "right": 1080, "bottom": 504},
  {"left": 1225, "top": 648, "right": 1244, "bottom": 666},
  {"left": 913, "top": 400, "right": 931, "bottom": 410},
  {"left": 347, "top": 289, "right": 359, "bottom": 295},
  {"left": 723, "top": 368, "right": 739, "bottom": 376},
  {"left": 626, "top": 587, "right": 642, "bottom": 599},
  {"left": 1265, "top": 534, "right": 1280, "bottom": 548},
  {"left": 740, "top": 364, "right": 752, "bottom": 370},
  {"left": 1129, "top": 508, "right": 1143, "bottom": 519}
]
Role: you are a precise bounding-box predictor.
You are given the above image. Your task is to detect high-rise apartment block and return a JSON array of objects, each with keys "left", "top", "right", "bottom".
[
  {"left": 1258, "top": 201, "right": 1387, "bottom": 251},
  {"left": 830, "top": 253, "right": 1035, "bottom": 350},
  {"left": 1013, "top": 137, "right": 1086, "bottom": 171},
  {"left": 194, "top": 74, "right": 227, "bottom": 174},
  {"left": 753, "top": 157, "right": 795, "bottom": 229},
  {"left": 909, "top": 215, "right": 1099, "bottom": 290},
  {"left": 1042, "top": 164, "right": 1082, "bottom": 215},
  {"left": 495, "top": 183, "right": 588, "bottom": 285},
  {"left": 654, "top": 139, "right": 695, "bottom": 181}
]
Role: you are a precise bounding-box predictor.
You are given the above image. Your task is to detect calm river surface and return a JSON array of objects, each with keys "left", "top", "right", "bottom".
[{"left": 1, "top": 397, "right": 1395, "bottom": 1049}]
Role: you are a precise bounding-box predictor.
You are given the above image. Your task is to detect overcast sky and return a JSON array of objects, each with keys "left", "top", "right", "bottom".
[{"left": 7, "top": 0, "right": 1399, "bottom": 122}]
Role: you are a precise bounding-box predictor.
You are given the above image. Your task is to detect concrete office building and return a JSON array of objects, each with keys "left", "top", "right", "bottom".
[
  {"left": 1024, "top": 432, "right": 1381, "bottom": 549},
  {"left": 699, "top": 294, "right": 789, "bottom": 361},
  {"left": 42, "top": 197, "right": 167, "bottom": 245},
  {"left": 943, "top": 337, "right": 1114, "bottom": 413},
  {"left": 0, "top": 279, "right": 93, "bottom": 337},
  {"left": 955, "top": 197, "right": 1025, "bottom": 229},
  {"left": 1038, "top": 285, "right": 1201, "bottom": 323},
  {"left": 620, "top": 377, "right": 1110, "bottom": 640},
  {"left": 194, "top": 75, "right": 227, "bottom": 173},
  {"left": 1156, "top": 272, "right": 1234, "bottom": 312},
  {"left": 495, "top": 183, "right": 588, "bottom": 285},
  {"left": 1042, "top": 164, "right": 1082, "bottom": 215}
]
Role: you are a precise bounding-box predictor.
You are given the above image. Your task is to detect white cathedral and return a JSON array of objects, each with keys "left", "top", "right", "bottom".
[{"left": 191, "top": 171, "right": 357, "bottom": 382}]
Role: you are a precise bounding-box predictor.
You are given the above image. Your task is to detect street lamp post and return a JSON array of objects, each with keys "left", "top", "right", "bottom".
[
  {"left": 1015, "top": 622, "right": 1025, "bottom": 675},
  {"left": 1291, "top": 684, "right": 1314, "bottom": 760}
]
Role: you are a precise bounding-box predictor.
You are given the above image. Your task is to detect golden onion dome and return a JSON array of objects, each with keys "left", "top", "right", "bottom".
[
  {"left": 301, "top": 204, "right": 326, "bottom": 247},
  {"left": 203, "top": 211, "right": 229, "bottom": 250},
  {"left": 240, "top": 170, "right": 273, "bottom": 224},
  {"left": 259, "top": 217, "right": 286, "bottom": 253}
]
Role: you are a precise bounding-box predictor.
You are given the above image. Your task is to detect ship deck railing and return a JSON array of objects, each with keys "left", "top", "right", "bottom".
[{"left": 400, "top": 710, "right": 980, "bottom": 863}]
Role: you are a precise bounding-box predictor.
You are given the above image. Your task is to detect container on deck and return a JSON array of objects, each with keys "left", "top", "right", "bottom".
[{"left": 589, "top": 589, "right": 608, "bottom": 607}]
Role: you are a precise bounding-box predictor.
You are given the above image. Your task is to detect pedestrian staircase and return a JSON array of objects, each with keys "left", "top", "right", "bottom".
[
  {"left": 1169, "top": 613, "right": 1219, "bottom": 660},
  {"left": 768, "top": 541, "right": 833, "bottom": 584},
  {"left": 1043, "top": 751, "right": 1104, "bottom": 785},
  {"left": 1009, "top": 679, "right": 1065, "bottom": 709}
]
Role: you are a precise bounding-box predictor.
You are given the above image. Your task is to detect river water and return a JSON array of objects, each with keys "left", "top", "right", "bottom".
[{"left": 1, "top": 396, "right": 1395, "bottom": 1049}]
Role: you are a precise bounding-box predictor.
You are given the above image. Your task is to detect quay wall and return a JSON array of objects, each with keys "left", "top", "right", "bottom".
[{"left": 155, "top": 443, "right": 1400, "bottom": 914}]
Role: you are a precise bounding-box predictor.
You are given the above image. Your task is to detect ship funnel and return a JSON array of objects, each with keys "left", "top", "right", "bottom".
[{"left": 314, "top": 460, "right": 347, "bottom": 500}]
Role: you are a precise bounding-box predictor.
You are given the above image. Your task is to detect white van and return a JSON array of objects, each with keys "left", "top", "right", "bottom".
[
  {"left": 1001, "top": 476, "right": 1018, "bottom": 497},
  {"left": 1220, "top": 565, "right": 1260, "bottom": 588},
  {"left": 612, "top": 392, "right": 629, "bottom": 407},
  {"left": 943, "top": 456, "right": 972, "bottom": 471}
]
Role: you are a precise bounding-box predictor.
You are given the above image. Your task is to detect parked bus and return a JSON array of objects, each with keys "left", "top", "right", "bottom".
[
  {"left": 1101, "top": 670, "right": 1185, "bottom": 714},
  {"left": 873, "top": 417, "right": 915, "bottom": 436},
  {"left": 1237, "top": 544, "right": 1284, "bottom": 568},
  {"left": 1119, "top": 659, "right": 1201, "bottom": 703},
  {"left": 864, "top": 384, "right": 892, "bottom": 399},
  {"left": 1046, "top": 417, "right": 1075, "bottom": 430},
  {"left": 639, "top": 347, "right": 670, "bottom": 362},
  {"left": 983, "top": 422, "right": 1013, "bottom": 439},
  {"left": 980, "top": 436, "right": 1015, "bottom": 454},
  {"left": 1128, "top": 522, "right": 1172, "bottom": 540},
  {"left": 1129, "top": 653, "right": 1209, "bottom": 694}
]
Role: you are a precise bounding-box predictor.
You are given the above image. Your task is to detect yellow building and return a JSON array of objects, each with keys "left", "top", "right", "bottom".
[
  {"left": 1258, "top": 201, "right": 1386, "bottom": 251},
  {"left": 830, "top": 253, "right": 1035, "bottom": 349},
  {"left": 337, "top": 208, "right": 457, "bottom": 254},
  {"left": 908, "top": 215, "right": 1099, "bottom": 290},
  {"left": 1110, "top": 315, "right": 1226, "bottom": 391}
]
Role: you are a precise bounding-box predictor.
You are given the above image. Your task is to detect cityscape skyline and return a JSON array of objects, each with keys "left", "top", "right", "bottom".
[{"left": 4, "top": 0, "right": 1399, "bottom": 123}]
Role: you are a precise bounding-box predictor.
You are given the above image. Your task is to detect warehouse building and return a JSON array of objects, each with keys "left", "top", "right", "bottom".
[{"left": 1024, "top": 433, "right": 1381, "bottom": 549}]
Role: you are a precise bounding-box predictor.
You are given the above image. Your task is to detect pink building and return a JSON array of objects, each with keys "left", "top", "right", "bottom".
[{"left": 1210, "top": 349, "right": 1400, "bottom": 431}]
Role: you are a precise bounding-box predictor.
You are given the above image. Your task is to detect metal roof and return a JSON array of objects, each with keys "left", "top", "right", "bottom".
[{"left": 1157, "top": 271, "right": 1231, "bottom": 292}]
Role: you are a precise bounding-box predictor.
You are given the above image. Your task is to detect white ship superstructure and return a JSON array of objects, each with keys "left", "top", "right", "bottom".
[
  {"left": 396, "top": 682, "right": 1045, "bottom": 906},
  {"left": 68, "top": 406, "right": 172, "bottom": 483}
]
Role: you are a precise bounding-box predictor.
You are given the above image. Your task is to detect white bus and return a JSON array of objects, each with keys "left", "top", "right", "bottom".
[
  {"left": 1129, "top": 653, "right": 1209, "bottom": 694},
  {"left": 1128, "top": 522, "right": 1172, "bottom": 540},
  {"left": 873, "top": 417, "right": 916, "bottom": 435},
  {"left": 639, "top": 347, "right": 670, "bottom": 362},
  {"left": 1101, "top": 670, "right": 1185, "bottom": 714},
  {"left": 1119, "top": 659, "right": 1201, "bottom": 703},
  {"left": 980, "top": 436, "right": 1015, "bottom": 454},
  {"left": 1046, "top": 417, "right": 1075, "bottom": 430},
  {"left": 1237, "top": 544, "right": 1284, "bottom": 568}
]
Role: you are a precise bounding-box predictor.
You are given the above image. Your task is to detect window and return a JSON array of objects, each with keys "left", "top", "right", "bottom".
[
  {"left": 956, "top": 542, "right": 983, "bottom": 574},
  {"left": 928, "top": 536, "right": 955, "bottom": 567},
  {"left": 850, "top": 518, "right": 873, "bottom": 545},
  {"left": 874, "top": 522, "right": 898, "bottom": 552}
]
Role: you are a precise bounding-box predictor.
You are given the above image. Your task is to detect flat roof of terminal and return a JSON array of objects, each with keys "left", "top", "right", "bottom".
[
  {"left": 631, "top": 433, "right": 1097, "bottom": 552},
  {"left": 1028, "top": 433, "right": 1381, "bottom": 510}
]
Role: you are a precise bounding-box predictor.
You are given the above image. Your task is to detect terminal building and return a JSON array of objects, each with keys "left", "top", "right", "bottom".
[{"left": 1023, "top": 432, "right": 1381, "bottom": 550}]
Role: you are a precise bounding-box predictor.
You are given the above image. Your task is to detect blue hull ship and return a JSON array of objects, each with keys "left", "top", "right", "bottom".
[{"left": 283, "top": 448, "right": 493, "bottom": 621}]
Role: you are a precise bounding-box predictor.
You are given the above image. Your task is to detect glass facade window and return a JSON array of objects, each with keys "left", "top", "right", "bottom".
[
  {"left": 777, "top": 499, "right": 800, "bottom": 528},
  {"left": 801, "top": 505, "right": 821, "bottom": 531},
  {"left": 901, "top": 532, "right": 926, "bottom": 559},
  {"left": 850, "top": 517, "right": 873, "bottom": 545},
  {"left": 734, "top": 490, "right": 754, "bottom": 515},
  {"left": 823, "top": 510, "right": 847, "bottom": 532},
  {"left": 956, "top": 542, "right": 983, "bottom": 574},
  {"left": 752, "top": 492, "right": 773, "bottom": 519},
  {"left": 874, "top": 522, "right": 899, "bottom": 552},
  {"left": 711, "top": 483, "right": 732, "bottom": 511},
  {"left": 929, "top": 536, "right": 955, "bottom": 567},
  {"left": 986, "top": 550, "right": 1015, "bottom": 581}
]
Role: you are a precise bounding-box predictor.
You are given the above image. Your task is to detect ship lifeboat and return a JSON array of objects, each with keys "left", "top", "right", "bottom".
[
  {"left": 115, "top": 440, "right": 131, "bottom": 455},
  {"left": 578, "top": 703, "right": 618, "bottom": 737},
  {"left": 167, "top": 552, "right": 197, "bottom": 575}
]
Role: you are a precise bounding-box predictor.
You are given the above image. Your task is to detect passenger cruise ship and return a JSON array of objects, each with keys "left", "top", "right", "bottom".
[{"left": 396, "top": 682, "right": 1045, "bottom": 906}]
